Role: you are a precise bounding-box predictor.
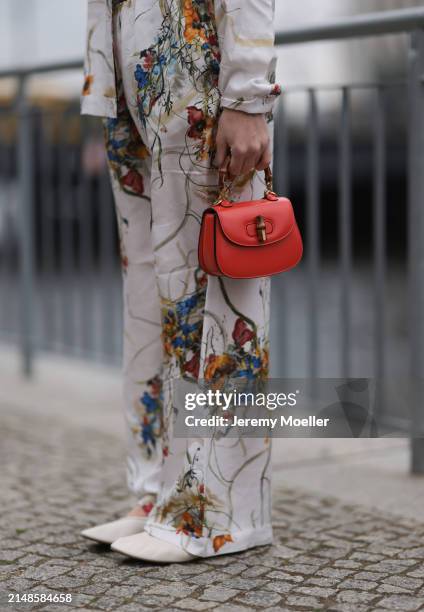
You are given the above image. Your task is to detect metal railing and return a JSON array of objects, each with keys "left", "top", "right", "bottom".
[{"left": 0, "top": 8, "right": 424, "bottom": 468}]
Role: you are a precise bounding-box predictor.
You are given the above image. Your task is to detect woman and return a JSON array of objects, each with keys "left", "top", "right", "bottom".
[{"left": 80, "top": 0, "right": 281, "bottom": 563}]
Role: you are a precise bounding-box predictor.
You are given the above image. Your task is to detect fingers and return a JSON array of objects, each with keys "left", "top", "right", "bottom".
[
  {"left": 228, "top": 145, "right": 245, "bottom": 176},
  {"left": 255, "top": 143, "right": 272, "bottom": 171},
  {"left": 229, "top": 137, "right": 271, "bottom": 176},
  {"left": 214, "top": 131, "right": 229, "bottom": 170},
  {"left": 219, "top": 155, "right": 232, "bottom": 181},
  {"left": 214, "top": 109, "right": 271, "bottom": 178}
]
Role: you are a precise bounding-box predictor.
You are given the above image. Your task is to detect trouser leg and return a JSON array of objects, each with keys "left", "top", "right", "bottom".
[
  {"left": 141, "top": 145, "right": 273, "bottom": 556},
  {"left": 103, "top": 76, "right": 165, "bottom": 501}
]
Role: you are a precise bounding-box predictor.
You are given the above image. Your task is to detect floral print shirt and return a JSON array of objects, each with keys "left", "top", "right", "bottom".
[{"left": 81, "top": 0, "right": 281, "bottom": 118}]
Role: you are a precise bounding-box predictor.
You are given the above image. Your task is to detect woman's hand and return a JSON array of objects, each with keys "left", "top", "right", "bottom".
[{"left": 214, "top": 108, "right": 271, "bottom": 177}]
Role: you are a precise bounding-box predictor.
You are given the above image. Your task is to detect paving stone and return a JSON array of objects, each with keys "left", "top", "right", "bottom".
[
  {"left": 188, "top": 570, "right": 229, "bottom": 586},
  {"left": 116, "top": 575, "right": 156, "bottom": 589},
  {"left": 328, "top": 605, "right": 369, "bottom": 612},
  {"left": 365, "top": 559, "right": 418, "bottom": 573},
  {"left": 104, "top": 584, "right": 145, "bottom": 599},
  {"left": 235, "top": 590, "right": 282, "bottom": 607},
  {"left": 284, "top": 563, "right": 322, "bottom": 575},
  {"left": 173, "top": 599, "right": 217, "bottom": 611},
  {"left": 354, "top": 571, "right": 390, "bottom": 581},
  {"left": 90, "top": 594, "right": 131, "bottom": 610},
  {"left": 350, "top": 551, "right": 385, "bottom": 562},
  {"left": 333, "top": 560, "right": 362, "bottom": 569},
  {"left": 317, "top": 567, "right": 355, "bottom": 579},
  {"left": 220, "top": 577, "right": 267, "bottom": 591},
  {"left": 266, "top": 570, "right": 305, "bottom": 583},
  {"left": 382, "top": 574, "right": 424, "bottom": 590},
  {"left": 338, "top": 578, "right": 378, "bottom": 591},
  {"left": 296, "top": 585, "right": 337, "bottom": 598},
  {"left": 217, "top": 563, "right": 249, "bottom": 575},
  {"left": 378, "top": 594, "right": 424, "bottom": 610},
  {"left": 336, "top": 590, "right": 379, "bottom": 604},
  {"left": 262, "top": 580, "right": 294, "bottom": 594},
  {"left": 285, "top": 594, "right": 323, "bottom": 607},
  {"left": 213, "top": 606, "right": 252, "bottom": 612},
  {"left": 143, "top": 582, "right": 196, "bottom": 598},
  {"left": 240, "top": 566, "right": 269, "bottom": 578},
  {"left": 376, "top": 583, "right": 410, "bottom": 594},
  {"left": 199, "top": 586, "right": 239, "bottom": 602},
  {"left": 0, "top": 550, "right": 26, "bottom": 563},
  {"left": 20, "top": 565, "right": 70, "bottom": 581}
]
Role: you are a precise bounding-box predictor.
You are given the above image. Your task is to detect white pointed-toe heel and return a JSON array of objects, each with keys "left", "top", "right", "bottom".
[
  {"left": 81, "top": 516, "right": 148, "bottom": 545},
  {"left": 111, "top": 532, "right": 197, "bottom": 563}
]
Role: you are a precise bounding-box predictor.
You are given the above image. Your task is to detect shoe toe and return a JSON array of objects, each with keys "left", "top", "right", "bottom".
[
  {"left": 81, "top": 518, "right": 146, "bottom": 545},
  {"left": 81, "top": 525, "right": 112, "bottom": 544},
  {"left": 111, "top": 533, "right": 145, "bottom": 557}
]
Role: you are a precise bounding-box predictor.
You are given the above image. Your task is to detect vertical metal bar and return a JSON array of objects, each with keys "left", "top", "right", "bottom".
[
  {"left": 271, "top": 95, "right": 289, "bottom": 377},
  {"left": 0, "top": 129, "right": 17, "bottom": 343},
  {"left": 373, "top": 86, "right": 387, "bottom": 418},
  {"left": 39, "top": 110, "right": 56, "bottom": 351},
  {"left": 0, "top": 119, "right": 7, "bottom": 336},
  {"left": 16, "top": 77, "right": 35, "bottom": 377},
  {"left": 408, "top": 29, "right": 424, "bottom": 473},
  {"left": 306, "top": 89, "right": 320, "bottom": 379},
  {"left": 339, "top": 87, "right": 353, "bottom": 378},
  {"left": 58, "top": 108, "right": 77, "bottom": 353}
]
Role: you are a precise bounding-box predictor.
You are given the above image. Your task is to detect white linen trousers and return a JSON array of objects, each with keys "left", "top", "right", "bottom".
[{"left": 84, "top": 0, "right": 280, "bottom": 557}]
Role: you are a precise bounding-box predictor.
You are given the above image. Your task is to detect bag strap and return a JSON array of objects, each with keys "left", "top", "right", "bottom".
[{"left": 215, "top": 165, "right": 275, "bottom": 206}]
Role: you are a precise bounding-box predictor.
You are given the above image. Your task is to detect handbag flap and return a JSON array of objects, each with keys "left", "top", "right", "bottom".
[{"left": 212, "top": 197, "right": 296, "bottom": 247}]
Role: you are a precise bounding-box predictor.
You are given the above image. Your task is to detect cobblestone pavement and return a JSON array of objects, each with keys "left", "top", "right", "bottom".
[{"left": 1, "top": 407, "right": 424, "bottom": 612}]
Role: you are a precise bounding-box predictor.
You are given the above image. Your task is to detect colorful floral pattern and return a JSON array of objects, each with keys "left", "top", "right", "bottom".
[
  {"left": 151, "top": 445, "right": 233, "bottom": 552},
  {"left": 161, "top": 270, "right": 207, "bottom": 381},
  {"left": 104, "top": 87, "right": 150, "bottom": 197},
  {"left": 130, "top": 0, "right": 221, "bottom": 164},
  {"left": 130, "top": 375, "right": 164, "bottom": 458}
]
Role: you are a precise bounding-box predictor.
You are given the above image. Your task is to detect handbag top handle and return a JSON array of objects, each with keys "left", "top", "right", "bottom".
[{"left": 215, "top": 165, "right": 275, "bottom": 206}]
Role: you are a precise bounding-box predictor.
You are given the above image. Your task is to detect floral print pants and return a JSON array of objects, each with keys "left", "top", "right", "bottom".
[{"left": 103, "top": 0, "right": 273, "bottom": 557}]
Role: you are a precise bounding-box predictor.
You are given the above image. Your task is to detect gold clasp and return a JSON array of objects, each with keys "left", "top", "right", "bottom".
[{"left": 256, "top": 215, "right": 267, "bottom": 242}]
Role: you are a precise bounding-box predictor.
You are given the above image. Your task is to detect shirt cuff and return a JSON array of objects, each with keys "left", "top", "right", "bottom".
[{"left": 220, "top": 85, "right": 281, "bottom": 114}]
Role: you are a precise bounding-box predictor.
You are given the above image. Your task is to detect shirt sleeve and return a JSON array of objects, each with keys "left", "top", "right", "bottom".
[{"left": 214, "top": 0, "right": 281, "bottom": 114}]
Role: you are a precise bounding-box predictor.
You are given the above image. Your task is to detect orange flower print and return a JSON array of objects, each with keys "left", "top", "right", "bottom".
[
  {"left": 176, "top": 511, "right": 203, "bottom": 538},
  {"left": 213, "top": 534, "right": 233, "bottom": 553},
  {"left": 203, "top": 354, "right": 236, "bottom": 381},
  {"left": 82, "top": 74, "right": 93, "bottom": 96},
  {"left": 183, "top": 0, "right": 207, "bottom": 44}
]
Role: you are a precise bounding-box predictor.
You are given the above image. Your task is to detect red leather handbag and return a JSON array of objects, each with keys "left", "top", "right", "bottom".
[{"left": 198, "top": 166, "right": 303, "bottom": 279}]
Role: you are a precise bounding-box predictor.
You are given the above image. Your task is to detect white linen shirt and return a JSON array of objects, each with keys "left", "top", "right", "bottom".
[{"left": 80, "top": 0, "right": 281, "bottom": 118}]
